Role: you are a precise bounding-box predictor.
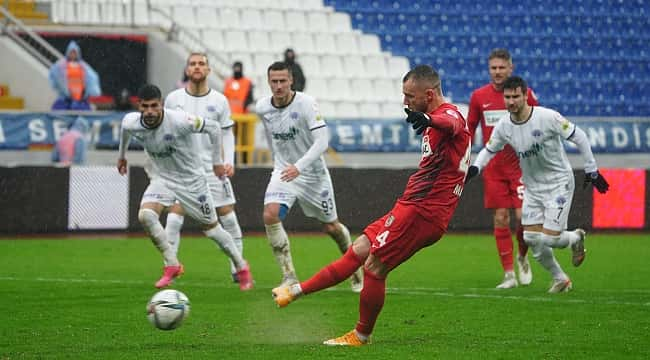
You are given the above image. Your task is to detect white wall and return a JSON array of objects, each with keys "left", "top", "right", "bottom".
[{"left": 0, "top": 37, "right": 56, "bottom": 110}]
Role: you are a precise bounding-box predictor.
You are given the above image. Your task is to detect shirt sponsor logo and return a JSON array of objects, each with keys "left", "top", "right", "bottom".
[
  {"left": 149, "top": 146, "right": 176, "bottom": 158},
  {"left": 517, "top": 143, "right": 544, "bottom": 159},
  {"left": 272, "top": 126, "right": 299, "bottom": 140}
]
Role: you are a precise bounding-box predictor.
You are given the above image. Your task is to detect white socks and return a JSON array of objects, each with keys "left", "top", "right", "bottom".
[
  {"left": 331, "top": 222, "right": 352, "bottom": 254},
  {"left": 139, "top": 209, "right": 178, "bottom": 266},
  {"left": 536, "top": 230, "right": 581, "bottom": 248},
  {"left": 220, "top": 211, "right": 243, "bottom": 275},
  {"left": 526, "top": 231, "right": 567, "bottom": 281},
  {"left": 165, "top": 213, "right": 184, "bottom": 255},
  {"left": 265, "top": 222, "right": 296, "bottom": 281},
  {"left": 204, "top": 224, "right": 246, "bottom": 270}
]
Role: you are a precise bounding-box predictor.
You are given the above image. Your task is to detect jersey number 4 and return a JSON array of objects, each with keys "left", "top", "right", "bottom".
[{"left": 375, "top": 230, "right": 389, "bottom": 248}]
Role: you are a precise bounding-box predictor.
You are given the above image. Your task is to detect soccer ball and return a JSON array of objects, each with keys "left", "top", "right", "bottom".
[{"left": 146, "top": 289, "right": 190, "bottom": 330}]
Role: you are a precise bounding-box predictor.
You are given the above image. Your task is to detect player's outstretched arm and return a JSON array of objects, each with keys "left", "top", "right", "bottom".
[
  {"left": 467, "top": 148, "right": 497, "bottom": 183},
  {"left": 404, "top": 108, "right": 462, "bottom": 135}
]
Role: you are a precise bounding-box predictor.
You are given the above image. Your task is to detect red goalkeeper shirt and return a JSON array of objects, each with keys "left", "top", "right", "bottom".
[
  {"left": 399, "top": 103, "right": 472, "bottom": 224},
  {"left": 467, "top": 84, "right": 538, "bottom": 179}
]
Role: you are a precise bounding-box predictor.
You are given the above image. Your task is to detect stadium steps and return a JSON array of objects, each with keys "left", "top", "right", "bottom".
[
  {"left": 0, "top": 0, "right": 49, "bottom": 21},
  {"left": 0, "top": 84, "right": 25, "bottom": 110}
]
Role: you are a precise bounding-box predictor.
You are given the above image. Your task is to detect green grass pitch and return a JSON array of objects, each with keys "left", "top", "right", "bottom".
[{"left": 1, "top": 233, "right": 649, "bottom": 359}]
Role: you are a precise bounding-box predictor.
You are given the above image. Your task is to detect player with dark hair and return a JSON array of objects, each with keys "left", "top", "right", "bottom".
[
  {"left": 256, "top": 61, "right": 362, "bottom": 292},
  {"left": 117, "top": 84, "right": 253, "bottom": 290},
  {"left": 467, "top": 48, "right": 539, "bottom": 289},
  {"left": 271, "top": 65, "right": 472, "bottom": 346},
  {"left": 467, "top": 76, "right": 609, "bottom": 293}
]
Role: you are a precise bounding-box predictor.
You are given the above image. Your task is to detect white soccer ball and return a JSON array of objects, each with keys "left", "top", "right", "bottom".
[{"left": 146, "top": 289, "right": 190, "bottom": 330}]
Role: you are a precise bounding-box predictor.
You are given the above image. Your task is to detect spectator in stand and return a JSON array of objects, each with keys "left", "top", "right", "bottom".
[
  {"left": 52, "top": 116, "right": 89, "bottom": 166},
  {"left": 48, "top": 40, "right": 101, "bottom": 110},
  {"left": 223, "top": 61, "right": 254, "bottom": 114},
  {"left": 284, "top": 48, "right": 306, "bottom": 92},
  {"left": 114, "top": 88, "right": 135, "bottom": 111}
]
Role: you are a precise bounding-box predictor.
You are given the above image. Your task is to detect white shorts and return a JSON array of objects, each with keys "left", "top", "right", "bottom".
[
  {"left": 263, "top": 169, "right": 338, "bottom": 223},
  {"left": 141, "top": 177, "right": 218, "bottom": 225},
  {"left": 521, "top": 180, "right": 575, "bottom": 232},
  {"left": 206, "top": 173, "right": 236, "bottom": 208}
]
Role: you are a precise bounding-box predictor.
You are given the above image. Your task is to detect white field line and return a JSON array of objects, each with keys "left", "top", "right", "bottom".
[{"left": 1, "top": 276, "right": 649, "bottom": 307}]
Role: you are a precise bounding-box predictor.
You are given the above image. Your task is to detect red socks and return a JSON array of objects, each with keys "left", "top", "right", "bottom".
[
  {"left": 356, "top": 270, "right": 386, "bottom": 336},
  {"left": 516, "top": 225, "right": 528, "bottom": 257},
  {"left": 301, "top": 246, "right": 363, "bottom": 295},
  {"left": 495, "top": 227, "right": 514, "bottom": 272}
]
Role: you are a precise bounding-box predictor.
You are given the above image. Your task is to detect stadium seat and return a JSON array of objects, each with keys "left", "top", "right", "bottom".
[
  {"left": 171, "top": 5, "right": 196, "bottom": 28},
  {"left": 335, "top": 33, "right": 360, "bottom": 55},
  {"left": 336, "top": 101, "right": 360, "bottom": 118},
  {"left": 298, "top": 54, "right": 322, "bottom": 78},
  {"left": 217, "top": 8, "right": 241, "bottom": 30},
  {"left": 201, "top": 29, "right": 226, "bottom": 52},
  {"left": 351, "top": 78, "right": 375, "bottom": 101},
  {"left": 194, "top": 7, "right": 220, "bottom": 29},
  {"left": 386, "top": 56, "right": 410, "bottom": 79},
  {"left": 270, "top": 32, "right": 292, "bottom": 53},
  {"left": 313, "top": 33, "right": 338, "bottom": 54},
  {"left": 263, "top": 10, "right": 286, "bottom": 31},
  {"left": 224, "top": 30, "right": 249, "bottom": 52},
  {"left": 320, "top": 55, "right": 345, "bottom": 78},
  {"left": 328, "top": 78, "right": 353, "bottom": 101},
  {"left": 308, "top": 77, "right": 330, "bottom": 101},
  {"left": 307, "top": 12, "right": 329, "bottom": 33},
  {"left": 343, "top": 56, "right": 365, "bottom": 77},
  {"left": 239, "top": 8, "right": 264, "bottom": 30},
  {"left": 284, "top": 10, "right": 309, "bottom": 32},
  {"left": 253, "top": 53, "right": 276, "bottom": 76},
  {"left": 358, "top": 102, "right": 384, "bottom": 118},
  {"left": 358, "top": 34, "right": 382, "bottom": 55},
  {"left": 245, "top": 31, "right": 273, "bottom": 54},
  {"left": 328, "top": 12, "right": 352, "bottom": 33},
  {"left": 318, "top": 100, "right": 338, "bottom": 118},
  {"left": 364, "top": 55, "right": 389, "bottom": 78}
]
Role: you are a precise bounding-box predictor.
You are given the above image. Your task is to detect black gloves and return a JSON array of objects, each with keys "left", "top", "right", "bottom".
[
  {"left": 583, "top": 171, "right": 609, "bottom": 194},
  {"left": 465, "top": 165, "right": 479, "bottom": 183},
  {"left": 405, "top": 108, "right": 432, "bottom": 135}
]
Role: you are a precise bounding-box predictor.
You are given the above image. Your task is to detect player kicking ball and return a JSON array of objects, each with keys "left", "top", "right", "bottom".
[
  {"left": 467, "top": 76, "right": 609, "bottom": 293},
  {"left": 272, "top": 65, "right": 472, "bottom": 346}
]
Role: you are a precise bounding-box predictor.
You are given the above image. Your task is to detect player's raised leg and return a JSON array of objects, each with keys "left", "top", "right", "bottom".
[{"left": 324, "top": 221, "right": 364, "bottom": 292}]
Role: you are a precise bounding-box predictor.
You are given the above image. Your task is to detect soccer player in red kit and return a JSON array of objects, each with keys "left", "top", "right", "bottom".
[
  {"left": 467, "top": 48, "right": 538, "bottom": 289},
  {"left": 271, "top": 65, "right": 472, "bottom": 346}
]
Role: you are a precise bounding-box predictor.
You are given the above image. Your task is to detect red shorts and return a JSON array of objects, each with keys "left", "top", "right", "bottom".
[
  {"left": 363, "top": 202, "right": 445, "bottom": 270},
  {"left": 483, "top": 177, "right": 524, "bottom": 209}
]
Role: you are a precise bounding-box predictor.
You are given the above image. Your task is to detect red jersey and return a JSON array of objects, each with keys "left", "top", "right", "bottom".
[
  {"left": 399, "top": 103, "right": 472, "bottom": 224},
  {"left": 467, "top": 84, "right": 538, "bottom": 179}
]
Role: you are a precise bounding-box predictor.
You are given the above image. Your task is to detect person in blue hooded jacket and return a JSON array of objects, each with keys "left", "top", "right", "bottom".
[
  {"left": 52, "top": 116, "right": 89, "bottom": 165},
  {"left": 48, "top": 41, "right": 102, "bottom": 110}
]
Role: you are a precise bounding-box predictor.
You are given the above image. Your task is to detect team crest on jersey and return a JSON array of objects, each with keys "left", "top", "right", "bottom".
[
  {"left": 532, "top": 129, "right": 543, "bottom": 138},
  {"left": 290, "top": 112, "right": 299, "bottom": 120},
  {"left": 385, "top": 215, "right": 395, "bottom": 227},
  {"left": 198, "top": 194, "right": 207, "bottom": 203},
  {"left": 561, "top": 120, "right": 570, "bottom": 131},
  {"left": 163, "top": 134, "right": 174, "bottom": 142},
  {"left": 206, "top": 106, "right": 216, "bottom": 112},
  {"left": 555, "top": 195, "right": 567, "bottom": 205}
]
